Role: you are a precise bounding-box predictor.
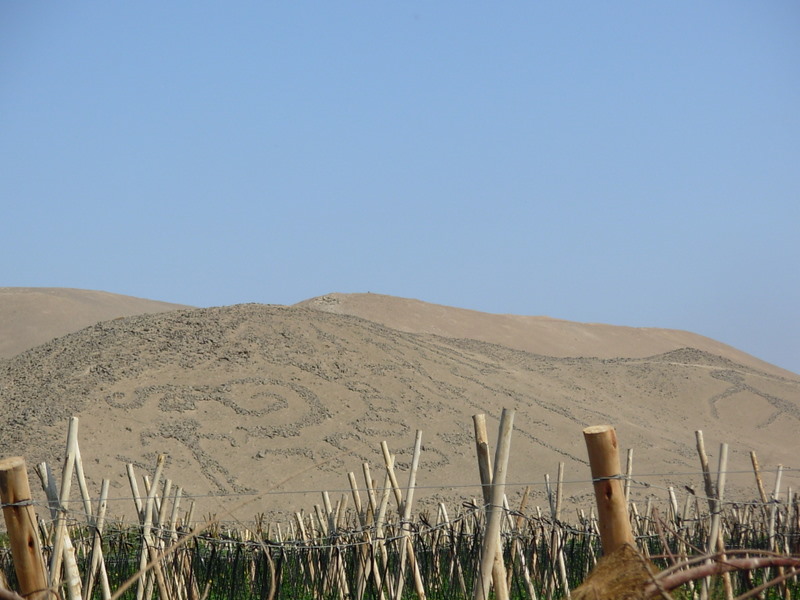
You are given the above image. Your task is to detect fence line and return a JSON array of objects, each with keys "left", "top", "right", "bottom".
[
  {"left": 4, "top": 469, "right": 797, "bottom": 511},
  {"left": 2, "top": 415, "right": 800, "bottom": 600}
]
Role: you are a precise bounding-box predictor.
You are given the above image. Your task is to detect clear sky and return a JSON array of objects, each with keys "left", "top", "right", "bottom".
[{"left": 2, "top": 3, "right": 799, "bottom": 374}]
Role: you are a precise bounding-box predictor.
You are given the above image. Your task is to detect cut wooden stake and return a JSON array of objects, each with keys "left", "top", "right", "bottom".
[
  {"left": 695, "top": 430, "right": 716, "bottom": 503},
  {"left": 0, "top": 456, "right": 50, "bottom": 599},
  {"left": 135, "top": 454, "right": 167, "bottom": 600},
  {"left": 474, "top": 408, "right": 515, "bottom": 600},
  {"left": 392, "top": 430, "right": 427, "bottom": 600},
  {"left": 47, "top": 417, "right": 84, "bottom": 600},
  {"left": 582, "top": 425, "right": 634, "bottom": 555},
  {"left": 49, "top": 419, "right": 80, "bottom": 595},
  {"left": 86, "top": 479, "right": 112, "bottom": 600},
  {"left": 33, "top": 463, "right": 83, "bottom": 600},
  {"left": 553, "top": 462, "right": 571, "bottom": 599},
  {"left": 381, "top": 440, "right": 425, "bottom": 600},
  {"left": 472, "top": 414, "right": 509, "bottom": 600},
  {"left": 751, "top": 451, "right": 769, "bottom": 504}
]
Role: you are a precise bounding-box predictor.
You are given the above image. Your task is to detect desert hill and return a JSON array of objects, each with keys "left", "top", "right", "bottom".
[
  {"left": 298, "top": 293, "right": 793, "bottom": 378},
  {"left": 1, "top": 294, "right": 799, "bottom": 523},
  {"left": 0, "top": 287, "right": 192, "bottom": 358}
]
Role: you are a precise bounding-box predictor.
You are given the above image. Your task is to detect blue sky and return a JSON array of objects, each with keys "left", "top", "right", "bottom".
[{"left": 2, "top": 3, "right": 799, "bottom": 374}]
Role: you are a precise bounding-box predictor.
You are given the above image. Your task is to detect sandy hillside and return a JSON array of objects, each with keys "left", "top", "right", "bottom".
[
  {"left": 297, "top": 293, "right": 794, "bottom": 378},
  {"left": 0, "top": 288, "right": 192, "bottom": 358},
  {"left": 2, "top": 293, "right": 798, "bottom": 525}
]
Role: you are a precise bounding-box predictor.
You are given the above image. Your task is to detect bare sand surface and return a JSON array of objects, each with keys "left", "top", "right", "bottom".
[
  {"left": 297, "top": 293, "right": 795, "bottom": 378},
  {"left": 1, "top": 289, "right": 798, "bottom": 526},
  {"left": 0, "top": 287, "right": 192, "bottom": 358}
]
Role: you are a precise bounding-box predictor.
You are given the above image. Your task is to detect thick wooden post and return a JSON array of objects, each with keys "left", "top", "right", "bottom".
[
  {"left": 0, "top": 457, "right": 50, "bottom": 599},
  {"left": 582, "top": 425, "right": 634, "bottom": 555}
]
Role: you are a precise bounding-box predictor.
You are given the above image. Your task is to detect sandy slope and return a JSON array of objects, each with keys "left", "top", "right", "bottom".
[
  {"left": 297, "top": 293, "right": 794, "bottom": 378},
  {"left": 1, "top": 293, "right": 798, "bottom": 525},
  {"left": 0, "top": 288, "right": 192, "bottom": 358}
]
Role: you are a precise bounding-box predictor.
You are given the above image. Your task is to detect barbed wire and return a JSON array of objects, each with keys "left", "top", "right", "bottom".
[
  {"left": 17, "top": 490, "right": 800, "bottom": 554},
  {"left": 6, "top": 464, "right": 798, "bottom": 554},
  {"left": 23, "top": 495, "right": 800, "bottom": 556}
]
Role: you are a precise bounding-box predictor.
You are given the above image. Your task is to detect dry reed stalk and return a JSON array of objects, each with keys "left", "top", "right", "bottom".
[
  {"left": 695, "top": 435, "right": 733, "bottom": 600},
  {"left": 33, "top": 462, "right": 59, "bottom": 542},
  {"left": 706, "top": 443, "right": 728, "bottom": 555},
  {"left": 555, "top": 462, "right": 572, "bottom": 599},
  {"left": 84, "top": 479, "right": 111, "bottom": 600},
  {"left": 643, "top": 497, "right": 653, "bottom": 541},
  {"left": 669, "top": 491, "right": 694, "bottom": 596},
  {"left": 294, "top": 511, "right": 317, "bottom": 585},
  {"left": 696, "top": 431, "right": 716, "bottom": 501},
  {"left": 668, "top": 487, "right": 678, "bottom": 524},
  {"left": 427, "top": 508, "right": 444, "bottom": 594},
  {"left": 624, "top": 448, "right": 634, "bottom": 503},
  {"left": 335, "top": 499, "right": 352, "bottom": 600},
  {"left": 184, "top": 499, "right": 195, "bottom": 531},
  {"left": 156, "top": 479, "right": 172, "bottom": 531},
  {"left": 104, "top": 446, "right": 343, "bottom": 600},
  {"left": 168, "top": 486, "right": 182, "bottom": 540},
  {"left": 439, "top": 503, "right": 468, "bottom": 597},
  {"left": 165, "top": 486, "right": 198, "bottom": 600},
  {"left": 769, "top": 465, "right": 784, "bottom": 549},
  {"left": 578, "top": 507, "right": 598, "bottom": 576},
  {"left": 132, "top": 455, "right": 167, "bottom": 600},
  {"left": 335, "top": 494, "right": 348, "bottom": 530},
  {"left": 440, "top": 513, "right": 458, "bottom": 583},
  {"left": 314, "top": 503, "right": 328, "bottom": 536},
  {"left": 544, "top": 465, "right": 570, "bottom": 599},
  {"left": 505, "top": 489, "right": 538, "bottom": 600},
  {"left": 768, "top": 465, "right": 788, "bottom": 599},
  {"left": 330, "top": 496, "right": 351, "bottom": 600},
  {"left": 157, "top": 484, "right": 188, "bottom": 600},
  {"left": 127, "top": 463, "right": 144, "bottom": 521},
  {"left": 318, "top": 492, "right": 344, "bottom": 599},
  {"left": 751, "top": 451, "right": 769, "bottom": 507}
]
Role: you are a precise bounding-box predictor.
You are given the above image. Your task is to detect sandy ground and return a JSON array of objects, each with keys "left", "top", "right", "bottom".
[
  {"left": 0, "top": 288, "right": 192, "bottom": 358},
  {"left": 1, "top": 288, "right": 798, "bottom": 526}
]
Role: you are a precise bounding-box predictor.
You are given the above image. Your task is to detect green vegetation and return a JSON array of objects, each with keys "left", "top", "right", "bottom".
[{"left": 3, "top": 500, "right": 799, "bottom": 599}]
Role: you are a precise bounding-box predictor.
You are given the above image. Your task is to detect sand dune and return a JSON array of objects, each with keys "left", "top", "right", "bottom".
[
  {"left": 1, "top": 289, "right": 798, "bottom": 523},
  {"left": 297, "top": 293, "right": 793, "bottom": 377},
  {"left": 0, "top": 287, "right": 192, "bottom": 358}
]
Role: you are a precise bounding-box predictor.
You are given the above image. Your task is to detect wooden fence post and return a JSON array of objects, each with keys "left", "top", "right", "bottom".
[
  {"left": 472, "top": 414, "right": 509, "bottom": 600},
  {"left": 474, "top": 408, "right": 515, "bottom": 600},
  {"left": 0, "top": 456, "right": 50, "bottom": 599},
  {"left": 582, "top": 425, "right": 634, "bottom": 555}
]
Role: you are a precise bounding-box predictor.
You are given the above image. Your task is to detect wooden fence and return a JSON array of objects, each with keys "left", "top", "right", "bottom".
[{"left": 2, "top": 414, "right": 799, "bottom": 600}]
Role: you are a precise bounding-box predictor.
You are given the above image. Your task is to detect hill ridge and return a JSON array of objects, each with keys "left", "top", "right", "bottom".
[{"left": 297, "top": 292, "right": 793, "bottom": 378}]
